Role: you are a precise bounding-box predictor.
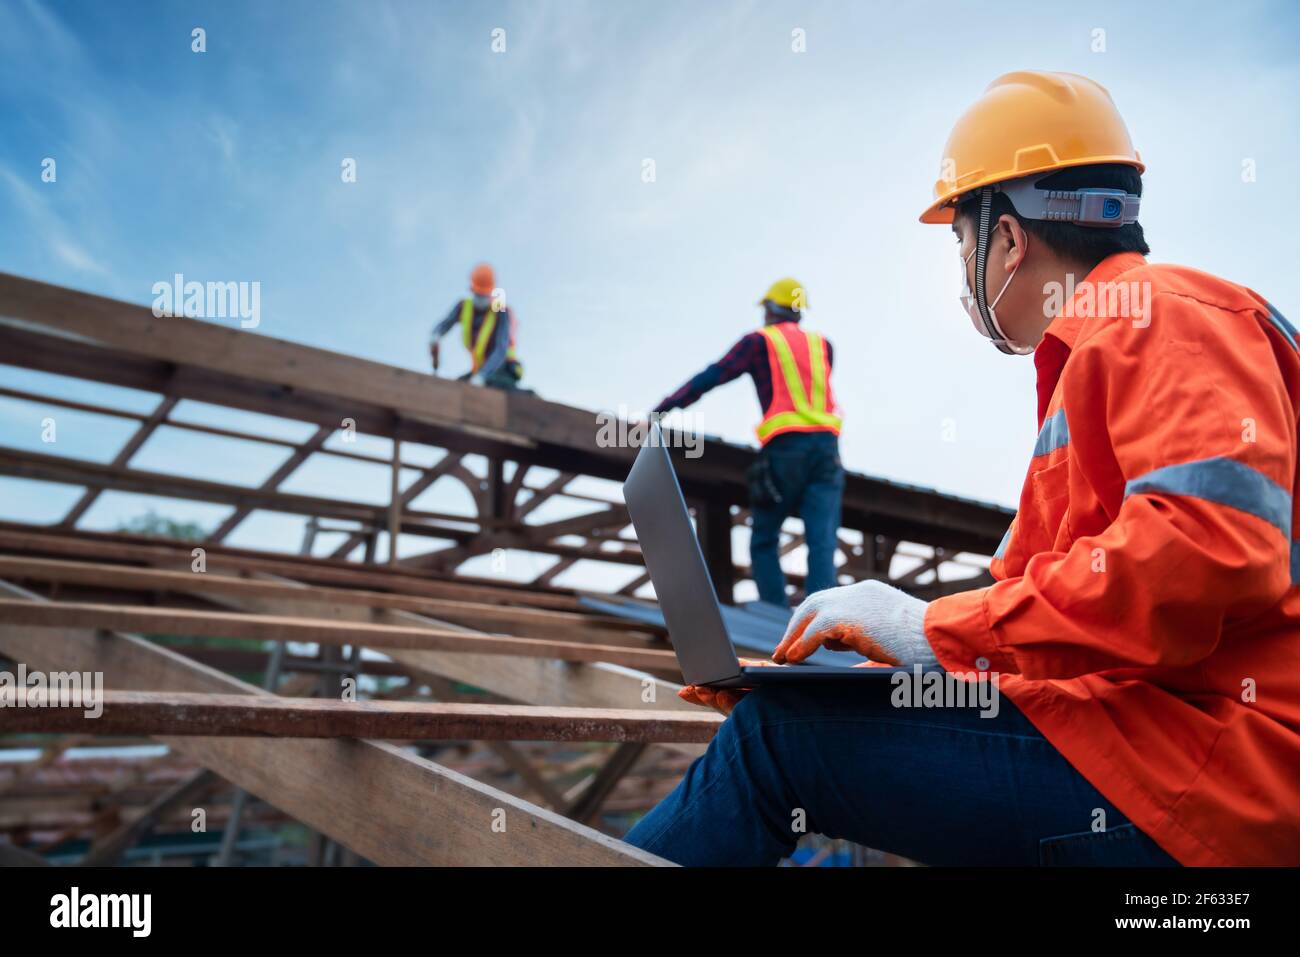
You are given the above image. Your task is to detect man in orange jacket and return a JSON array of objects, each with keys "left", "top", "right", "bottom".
[{"left": 626, "top": 71, "right": 1300, "bottom": 866}]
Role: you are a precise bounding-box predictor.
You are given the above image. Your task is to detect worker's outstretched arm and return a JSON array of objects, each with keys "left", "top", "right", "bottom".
[
  {"left": 430, "top": 305, "right": 459, "bottom": 343},
  {"left": 653, "top": 333, "right": 761, "bottom": 413},
  {"left": 430, "top": 304, "right": 459, "bottom": 371},
  {"left": 925, "top": 295, "right": 1295, "bottom": 679}
]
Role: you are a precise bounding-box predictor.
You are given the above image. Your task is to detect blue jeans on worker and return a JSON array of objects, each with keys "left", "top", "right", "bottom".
[
  {"left": 624, "top": 681, "right": 1179, "bottom": 866},
  {"left": 750, "top": 431, "right": 844, "bottom": 607}
]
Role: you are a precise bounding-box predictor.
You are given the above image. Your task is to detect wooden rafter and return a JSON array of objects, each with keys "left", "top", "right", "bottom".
[
  {"left": 0, "top": 577, "right": 671, "bottom": 866},
  {"left": 0, "top": 555, "right": 659, "bottom": 643},
  {"left": 4, "top": 690, "right": 723, "bottom": 743},
  {"left": 0, "top": 598, "right": 679, "bottom": 672},
  {"left": 60, "top": 395, "right": 179, "bottom": 527},
  {"left": 208, "top": 424, "right": 334, "bottom": 543}
]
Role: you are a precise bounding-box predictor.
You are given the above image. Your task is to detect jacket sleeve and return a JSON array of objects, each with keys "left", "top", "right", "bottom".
[
  {"left": 431, "top": 303, "right": 460, "bottom": 343},
  {"left": 653, "top": 333, "right": 758, "bottom": 413},
  {"left": 925, "top": 294, "right": 1295, "bottom": 679}
]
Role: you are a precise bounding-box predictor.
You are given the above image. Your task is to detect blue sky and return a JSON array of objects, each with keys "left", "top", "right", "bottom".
[{"left": 1, "top": 0, "right": 1298, "bottom": 590}]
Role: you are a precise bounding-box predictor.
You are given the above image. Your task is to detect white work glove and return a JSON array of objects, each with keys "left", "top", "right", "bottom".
[{"left": 772, "top": 579, "right": 938, "bottom": 668}]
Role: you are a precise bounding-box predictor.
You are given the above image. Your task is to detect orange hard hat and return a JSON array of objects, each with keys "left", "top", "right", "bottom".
[
  {"left": 920, "top": 71, "right": 1144, "bottom": 224},
  {"left": 469, "top": 263, "right": 495, "bottom": 296}
]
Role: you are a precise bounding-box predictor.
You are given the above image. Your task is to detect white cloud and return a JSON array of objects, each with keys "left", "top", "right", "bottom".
[{"left": 0, "top": 166, "right": 109, "bottom": 277}]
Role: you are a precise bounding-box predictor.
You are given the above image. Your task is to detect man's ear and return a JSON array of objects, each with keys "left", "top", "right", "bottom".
[{"left": 994, "top": 214, "right": 1029, "bottom": 272}]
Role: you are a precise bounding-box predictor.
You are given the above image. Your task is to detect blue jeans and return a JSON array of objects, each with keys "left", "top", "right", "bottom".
[
  {"left": 750, "top": 431, "right": 844, "bottom": 607},
  {"left": 625, "top": 681, "right": 1179, "bottom": 866}
]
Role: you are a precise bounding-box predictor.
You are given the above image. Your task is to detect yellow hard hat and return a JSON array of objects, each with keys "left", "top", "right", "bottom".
[
  {"left": 920, "top": 71, "right": 1144, "bottom": 224},
  {"left": 759, "top": 277, "right": 807, "bottom": 311}
]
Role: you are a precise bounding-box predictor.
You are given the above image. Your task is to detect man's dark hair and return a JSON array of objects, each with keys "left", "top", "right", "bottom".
[
  {"left": 955, "top": 163, "right": 1150, "bottom": 266},
  {"left": 764, "top": 302, "right": 801, "bottom": 323}
]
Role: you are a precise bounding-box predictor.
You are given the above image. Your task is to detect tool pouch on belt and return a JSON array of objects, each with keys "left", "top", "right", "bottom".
[{"left": 746, "top": 454, "right": 784, "bottom": 509}]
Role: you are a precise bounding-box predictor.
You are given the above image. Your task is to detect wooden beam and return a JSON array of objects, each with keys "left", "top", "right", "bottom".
[
  {"left": 0, "top": 445, "right": 489, "bottom": 540},
  {"left": 0, "top": 599, "right": 678, "bottom": 671},
  {"left": 695, "top": 501, "right": 736, "bottom": 605},
  {"left": 329, "top": 453, "right": 465, "bottom": 559},
  {"left": 0, "top": 578, "right": 670, "bottom": 866},
  {"left": 617, "top": 570, "right": 652, "bottom": 596},
  {"left": 169, "top": 645, "right": 412, "bottom": 679},
  {"left": 405, "top": 503, "right": 635, "bottom": 571},
  {"left": 388, "top": 438, "right": 403, "bottom": 566},
  {"left": 208, "top": 425, "right": 333, "bottom": 543},
  {"left": 0, "top": 272, "right": 511, "bottom": 438},
  {"left": 565, "top": 743, "right": 648, "bottom": 824},
  {"left": 892, "top": 549, "right": 948, "bottom": 587},
  {"left": 514, "top": 471, "right": 576, "bottom": 520},
  {"left": 534, "top": 556, "right": 578, "bottom": 588},
  {"left": 0, "top": 525, "right": 584, "bottom": 610},
  {"left": 0, "top": 274, "right": 1014, "bottom": 554},
  {"left": 3, "top": 690, "right": 722, "bottom": 743},
  {"left": 485, "top": 741, "right": 567, "bottom": 809},
  {"left": 0, "top": 736, "right": 86, "bottom": 797},
  {"left": 0, "top": 385, "right": 433, "bottom": 471},
  {"left": 0, "top": 555, "right": 660, "bottom": 643},
  {"left": 80, "top": 769, "right": 224, "bottom": 866},
  {"left": 60, "top": 395, "right": 179, "bottom": 527},
  {"left": 191, "top": 580, "right": 709, "bottom": 760},
  {"left": 502, "top": 463, "right": 531, "bottom": 519}
]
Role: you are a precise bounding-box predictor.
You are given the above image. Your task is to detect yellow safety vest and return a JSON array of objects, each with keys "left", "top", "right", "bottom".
[{"left": 459, "top": 298, "right": 521, "bottom": 375}]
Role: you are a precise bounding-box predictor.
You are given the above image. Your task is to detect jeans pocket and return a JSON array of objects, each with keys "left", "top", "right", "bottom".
[
  {"left": 1038, "top": 823, "right": 1178, "bottom": 867},
  {"left": 747, "top": 458, "right": 783, "bottom": 508}
]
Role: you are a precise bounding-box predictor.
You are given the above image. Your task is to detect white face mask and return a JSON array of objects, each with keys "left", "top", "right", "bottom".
[{"left": 960, "top": 241, "right": 1034, "bottom": 355}]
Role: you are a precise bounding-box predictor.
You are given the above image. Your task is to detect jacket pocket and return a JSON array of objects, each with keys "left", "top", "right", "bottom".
[
  {"left": 1028, "top": 455, "right": 1071, "bottom": 511},
  {"left": 1007, "top": 456, "right": 1072, "bottom": 563}
]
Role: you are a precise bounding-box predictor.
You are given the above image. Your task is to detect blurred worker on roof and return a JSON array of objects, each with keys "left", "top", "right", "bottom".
[
  {"left": 629, "top": 71, "right": 1300, "bottom": 867},
  {"left": 430, "top": 262, "right": 524, "bottom": 390},
  {"left": 652, "top": 277, "right": 844, "bottom": 607}
]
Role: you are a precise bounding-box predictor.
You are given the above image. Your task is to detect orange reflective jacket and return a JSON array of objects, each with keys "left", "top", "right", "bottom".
[
  {"left": 925, "top": 252, "right": 1300, "bottom": 865},
  {"left": 755, "top": 322, "right": 842, "bottom": 446}
]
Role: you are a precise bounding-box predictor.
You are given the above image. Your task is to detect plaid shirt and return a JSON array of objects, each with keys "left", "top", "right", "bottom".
[{"left": 653, "top": 324, "right": 834, "bottom": 416}]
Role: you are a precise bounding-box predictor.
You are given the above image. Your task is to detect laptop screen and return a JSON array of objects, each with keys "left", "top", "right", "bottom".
[{"left": 622, "top": 426, "right": 742, "bottom": 685}]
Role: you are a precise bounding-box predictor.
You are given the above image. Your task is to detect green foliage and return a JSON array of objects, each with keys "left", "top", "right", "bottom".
[{"left": 116, "top": 508, "right": 209, "bottom": 542}]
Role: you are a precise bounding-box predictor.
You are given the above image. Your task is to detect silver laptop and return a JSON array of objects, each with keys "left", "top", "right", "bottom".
[{"left": 623, "top": 424, "right": 916, "bottom": 687}]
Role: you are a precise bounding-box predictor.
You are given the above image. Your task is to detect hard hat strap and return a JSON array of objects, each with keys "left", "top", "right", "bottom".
[
  {"left": 973, "top": 187, "right": 1028, "bottom": 356},
  {"left": 973, "top": 189, "right": 1001, "bottom": 346}
]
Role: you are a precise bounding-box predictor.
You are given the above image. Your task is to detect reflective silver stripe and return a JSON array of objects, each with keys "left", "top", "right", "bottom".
[
  {"left": 1266, "top": 303, "right": 1298, "bottom": 351},
  {"left": 1265, "top": 304, "right": 1299, "bottom": 583},
  {"left": 1124, "top": 456, "right": 1292, "bottom": 538},
  {"left": 1033, "top": 408, "right": 1069, "bottom": 457},
  {"left": 993, "top": 522, "right": 1013, "bottom": 560}
]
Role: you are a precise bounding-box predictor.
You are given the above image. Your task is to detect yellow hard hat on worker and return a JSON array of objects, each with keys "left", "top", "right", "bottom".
[
  {"left": 759, "top": 277, "right": 808, "bottom": 312},
  {"left": 919, "top": 70, "right": 1144, "bottom": 224}
]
